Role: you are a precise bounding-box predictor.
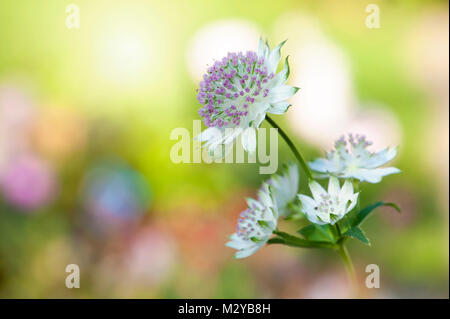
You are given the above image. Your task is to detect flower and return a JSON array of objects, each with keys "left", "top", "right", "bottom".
[
  {"left": 309, "top": 134, "right": 400, "bottom": 183},
  {"left": 298, "top": 176, "right": 358, "bottom": 225},
  {"left": 196, "top": 38, "right": 299, "bottom": 157},
  {"left": 226, "top": 183, "right": 278, "bottom": 258},
  {"left": 0, "top": 154, "right": 57, "bottom": 211},
  {"left": 266, "top": 163, "right": 299, "bottom": 217}
]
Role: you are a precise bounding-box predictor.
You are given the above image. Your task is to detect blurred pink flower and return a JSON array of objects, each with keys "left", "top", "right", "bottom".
[
  {"left": 0, "top": 85, "right": 35, "bottom": 130},
  {"left": 124, "top": 227, "right": 177, "bottom": 286},
  {"left": 0, "top": 154, "right": 57, "bottom": 211},
  {"left": 0, "top": 85, "right": 36, "bottom": 170}
]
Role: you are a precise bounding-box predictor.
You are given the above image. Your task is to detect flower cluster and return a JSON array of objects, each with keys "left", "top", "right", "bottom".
[
  {"left": 196, "top": 39, "right": 298, "bottom": 156},
  {"left": 309, "top": 134, "right": 400, "bottom": 183},
  {"left": 226, "top": 164, "right": 299, "bottom": 258},
  {"left": 225, "top": 183, "right": 278, "bottom": 259},
  {"left": 194, "top": 38, "right": 400, "bottom": 262},
  {"left": 299, "top": 177, "right": 358, "bottom": 225}
]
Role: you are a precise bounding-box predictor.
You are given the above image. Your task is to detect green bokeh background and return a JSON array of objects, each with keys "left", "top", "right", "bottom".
[{"left": 0, "top": 0, "right": 448, "bottom": 298}]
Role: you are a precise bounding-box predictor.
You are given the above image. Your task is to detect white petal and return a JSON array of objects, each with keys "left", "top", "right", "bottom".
[
  {"left": 309, "top": 158, "right": 335, "bottom": 173},
  {"left": 365, "top": 147, "right": 398, "bottom": 168},
  {"left": 267, "top": 101, "right": 291, "bottom": 115},
  {"left": 222, "top": 128, "right": 242, "bottom": 144},
  {"left": 268, "top": 85, "right": 299, "bottom": 103},
  {"left": 350, "top": 167, "right": 401, "bottom": 183},
  {"left": 270, "top": 56, "right": 290, "bottom": 88},
  {"left": 196, "top": 127, "right": 222, "bottom": 142},
  {"left": 241, "top": 127, "right": 257, "bottom": 153},
  {"left": 328, "top": 176, "right": 340, "bottom": 197},
  {"left": 267, "top": 40, "right": 286, "bottom": 74},
  {"left": 345, "top": 192, "right": 359, "bottom": 214},
  {"left": 298, "top": 194, "right": 316, "bottom": 212},
  {"left": 253, "top": 111, "right": 267, "bottom": 127},
  {"left": 308, "top": 180, "right": 327, "bottom": 202},
  {"left": 257, "top": 37, "right": 266, "bottom": 57},
  {"left": 225, "top": 238, "right": 254, "bottom": 250},
  {"left": 340, "top": 179, "right": 354, "bottom": 200},
  {"left": 298, "top": 195, "right": 327, "bottom": 225},
  {"left": 246, "top": 197, "right": 263, "bottom": 210},
  {"left": 316, "top": 211, "right": 331, "bottom": 224},
  {"left": 269, "top": 164, "right": 299, "bottom": 216},
  {"left": 234, "top": 245, "right": 263, "bottom": 259},
  {"left": 264, "top": 41, "right": 270, "bottom": 61},
  {"left": 258, "top": 187, "right": 273, "bottom": 208}
]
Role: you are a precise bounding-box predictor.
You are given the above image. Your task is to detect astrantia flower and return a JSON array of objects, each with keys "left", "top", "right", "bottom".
[
  {"left": 266, "top": 163, "right": 299, "bottom": 217},
  {"left": 309, "top": 134, "right": 400, "bottom": 183},
  {"left": 226, "top": 183, "right": 278, "bottom": 258},
  {"left": 298, "top": 176, "right": 358, "bottom": 225},
  {"left": 197, "top": 38, "right": 299, "bottom": 157}
]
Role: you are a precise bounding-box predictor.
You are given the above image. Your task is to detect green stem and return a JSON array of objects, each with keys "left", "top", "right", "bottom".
[
  {"left": 338, "top": 243, "right": 355, "bottom": 280},
  {"left": 335, "top": 223, "right": 357, "bottom": 292},
  {"left": 337, "top": 241, "right": 357, "bottom": 294},
  {"left": 272, "top": 230, "right": 336, "bottom": 249},
  {"left": 336, "top": 223, "right": 342, "bottom": 237},
  {"left": 265, "top": 115, "right": 313, "bottom": 180}
]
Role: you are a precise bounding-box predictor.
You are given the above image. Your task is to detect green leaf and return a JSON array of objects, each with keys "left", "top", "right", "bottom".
[
  {"left": 297, "top": 224, "right": 337, "bottom": 243},
  {"left": 352, "top": 201, "right": 401, "bottom": 227},
  {"left": 343, "top": 226, "right": 371, "bottom": 246}
]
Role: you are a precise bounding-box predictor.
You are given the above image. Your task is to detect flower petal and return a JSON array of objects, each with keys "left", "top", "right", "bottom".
[
  {"left": 222, "top": 127, "right": 243, "bottom": 144},
  {"left": 267, "top": 40, "right": 286, "bottom": 74},
  {"left": 225, "top": 237, "right": 254, "bottom": 250},
  {"left": 270, "top": 56, "right": 290, "bottom": 88},
  {"left": 234, "top": 245, "right": 262, "bottom": 259},
  {"left": 340, "top": 179, "right": 354, "bottom": 200},
  {"left": 241, "top": 127, "right": 257, "bottom": 153},
  {"left": 196, "top": 127, "right": 222, "bottom": 142},
  {"left": 267, "top": 101, "right": 291, "bottom": 115},
  {"left": 268, "top": 85, "right": 299, "bottom": 103},
  {"left": 328, "top": 176, "right": 340, "bottom": 197},
  {"left": 365, "top": 147, "right": 398, "bottom": 168},
  {"left": 345, "top": 192, "right": 359, "bottom": 214},
  {"left": 349, "top": 167, "right": 401, "bottom": 183},
  {"left": 308, "top": 180, "right": 327, "bottom": 202},
  {"left": 298, "top": 194, "right": 316, "bottom": 212},
  {"left": 257, "top": 37, "right": 266, "bottom": 58},
  {"left": 309, "top": 158, "right": 335, "bottom": 173}
]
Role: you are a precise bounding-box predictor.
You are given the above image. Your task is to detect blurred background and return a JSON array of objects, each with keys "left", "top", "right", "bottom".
[{"left": 0, "top": 0, "right": 448, "bottom": 298}]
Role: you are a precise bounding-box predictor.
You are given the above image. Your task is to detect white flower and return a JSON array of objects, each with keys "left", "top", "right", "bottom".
[
  {"left": 266, "top": 163, "right": 299, "bottom": 217},
  {"left": 298, "top": 176, "right": 359, "bottom": 225},
  {"left": 196, "top": 38, "right": 299, "bottom": 158},
  {"left": 226, "top": 183, "right": 278, "bottom": 258},
  {"left": 309, "top": 134, "right": 400, "bottom": 183}
]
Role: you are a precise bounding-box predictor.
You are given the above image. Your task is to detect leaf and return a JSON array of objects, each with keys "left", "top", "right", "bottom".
[
  {"left": 352, "top": 201, "right": 401, "bottom": 227},
  {"left": 297, "top": 224, "right": 337, "bottom": 243},
  {"left": 343, "top": 226, "right": 371, "bottom": 246}
]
